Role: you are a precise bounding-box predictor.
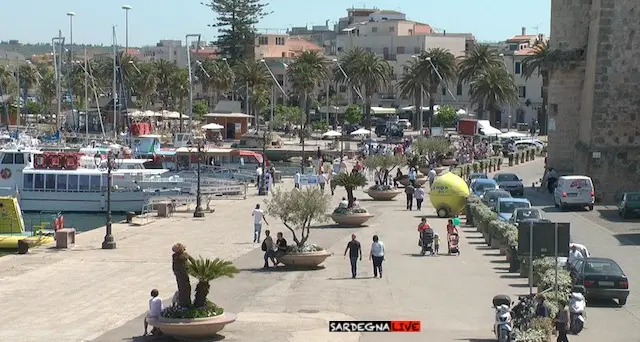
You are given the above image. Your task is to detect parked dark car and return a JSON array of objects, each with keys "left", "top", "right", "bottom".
[
  {"left": 343, "top": 124, "right": 359, "bottom": 135},
  {"left": 618, "top": 192, "right": 640, "bottom": 219},
  {"left": 568, "top": 257, "right": 629, "bottom": 306},
  {"left": 493, "top": 172, "right": 524, "bottom": 196},
  {"left": 481, "top": 189, "right": 512, "bottom": 210}
]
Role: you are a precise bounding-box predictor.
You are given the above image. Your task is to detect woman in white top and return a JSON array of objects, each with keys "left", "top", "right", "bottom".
[{"left": 369, "top": 235, "right": 385, "bottom": 278}]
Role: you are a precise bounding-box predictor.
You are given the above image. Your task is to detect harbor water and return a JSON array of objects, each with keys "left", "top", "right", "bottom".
[{"left": 23, "top": 212, "right": 126, "bottom": 233}]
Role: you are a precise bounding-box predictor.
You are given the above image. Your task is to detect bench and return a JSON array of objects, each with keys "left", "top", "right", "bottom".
[{"left": 55, "top": 228, "right": 76, "bottom": 249}]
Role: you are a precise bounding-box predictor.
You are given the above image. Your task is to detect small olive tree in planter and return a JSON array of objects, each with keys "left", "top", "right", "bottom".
[
  {"left": 331, "top": 172, "right": 373, "bottom": 226},
  {"left": 264, "top": 187, "right": 333, "bottom": 267},
  {"left": 363, "top": 154, "right": 404, "bottom": 200},
  {"left": 413, "top": 137, "right": 452, "bottom": 173},
  {"left": 154, "top": 244, "right": 240, "bottom": 340}
]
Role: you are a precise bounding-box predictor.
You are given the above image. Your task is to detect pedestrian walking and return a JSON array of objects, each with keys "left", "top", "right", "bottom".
[
  {"left": 255, "top": 165, "right": 263, "bottom": 188},
  {"left": 405, "top": 182, "right": 415, "bottom": 210},
  {"left": 414, "top": 186, "right": 425, "bottom": 210},
  {"left": 252, "top": 204, "right": 269, "bottom": 243},
  {"left": 555, "top": 303, "right": 570, "bottom": 342},
  {"left": 369, "top": 235, "right": 385, "bottom": 278},
  {"left": 343, "top": 234, "right": 362, "bottom": 278},
  {"left": 294, "top": 171, "right": 301, "bottom": 189},
  {"left": 318, "top": 170, "right": 327, "bottom": 192},
  {"left": 427, "top": 168, "right": 437, "bottom": 188},
  {"left": 261, "top": 230, "right": 276, "bottom": 268}
]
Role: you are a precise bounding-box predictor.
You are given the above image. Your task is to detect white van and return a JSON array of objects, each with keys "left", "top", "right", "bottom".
[{"left": 553, "top": 175, "right": 595, "bottom": 211}]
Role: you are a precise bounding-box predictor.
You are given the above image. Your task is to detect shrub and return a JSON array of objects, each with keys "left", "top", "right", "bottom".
[
  {"left": 532, "top": 257, "right": 559, "bottom": 279},
  {"left": 513, "top": 324, "right": 550, "bottom": 342},
  {"left": 504, "top": 226, "right": 518, "bottom": 247},
  {"left": 489, "top": 220, "right": 512, "bottom": 241},
  {"left": 538, "top": 268, "right": 572, "bottom": 299},
  {"left": 476, "top": 205, "right": 497, "bottom": 224},
  {"left": 467, "top": 194, "right": 482, "bottom": 205}
]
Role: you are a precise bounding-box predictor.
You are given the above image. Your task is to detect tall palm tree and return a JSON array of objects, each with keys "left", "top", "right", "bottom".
[
  {"left": 187, "top": 257, "right": 238, "bottom": 308},
  {"left": 396, "top": 61, "right": 424, "bottom": 128},
  {"left": 287, "top": 51, "right": 329, "bottom": 119},
  {"left": 458, "top": 45, "right": 503, "bottom": 119},
  {"left": 235, "top": 59, "right": 269, "bottom": 123},
  {"left": 154, "top": 60, "right": 179, "bottom": 109},
  {"left": 168, "top": 68, "right": 189, "bottom": 130},
  {"left": 342, "top": 50, "right": 391, "bottom": 128},
  {"left": 469, "top": 67, "right": 519, "bottom": 125},
  {"left": 37, "top": 67, "right": 57, "bottom": 118},
  {"left": 197, "top": 60, "right": 234, "bottom": 109},
  {"left": 413, "top": 48, "right": 457, "bottom": 129},
  {"left": 522, "top": 41, "right": 551, "bottom": 134},
  {"left": 333, "top": 47, "right": 365, "bottom": 103},
  {"left": 131, "top": 62, "right": 158, "bottom": 110}
]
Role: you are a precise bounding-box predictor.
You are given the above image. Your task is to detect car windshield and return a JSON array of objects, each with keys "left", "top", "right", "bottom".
[
  {"left": 475, "top": 183, "right": 495, "bottom": 191},
  {"left": 627, "top": 194, "right": 640, "bottom": 201},
  {"left": 495, "top": 174, "right": 519, "bottom": 181},
  {"left": 499, "top": 201, "right": 530, "bottom": 213},
  {"left": 515, "top": 209, "right": 541, "bottom": 221},
  {"left": 584, "top": 260, "right": 624, "bottom": 275},
  {"left": 471, "top": 174, "right": 487, "bottom": 180},
  {"left": 487, "top": 191, "right": 510, "bottom": 202}
]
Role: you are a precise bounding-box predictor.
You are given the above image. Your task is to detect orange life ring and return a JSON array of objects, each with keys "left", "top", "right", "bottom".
[
  {"left": 0, "top": 168, "right": 11, "bottom": 179},
  {"left": 49, "top": 154, "right": 62, "bottom": 169},
  {"left": 54, "top": 217, "right": 61, "bottom": 231},
  {"left": 64, "top": 154, "right": 78, "bottom": 170},
  {"left": 34, "top": 154, "right": 46, "bottom": 168}
]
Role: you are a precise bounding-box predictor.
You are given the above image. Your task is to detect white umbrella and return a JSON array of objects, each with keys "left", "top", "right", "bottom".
[
  {"left": 322, "top": 130, "right": 342, "bottom": 137},
  {"left": 456, "top": 109, "right": 467, "bottom": 115},
  {"left": 350, "top": 128, "right": 371, "bottom": 135},
  {"left": 201, "top": 123, "right": 224, "bottom": 130},
  {"left": 499, "top": 131, "right": 528, "bottom": 139}
]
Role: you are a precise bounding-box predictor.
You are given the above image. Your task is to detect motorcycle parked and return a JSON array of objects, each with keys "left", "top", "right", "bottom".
[
  {"left": 570, "top": 286, "right": 586, "bottom": 334},
  {"left": 492, "top": 295, "right": 513, "bottom": 342}
]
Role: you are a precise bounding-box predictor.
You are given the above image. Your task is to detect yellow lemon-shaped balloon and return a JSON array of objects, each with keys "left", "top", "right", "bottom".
[{"left": 429, "top": 172, "right": 470, "bottom": 218}]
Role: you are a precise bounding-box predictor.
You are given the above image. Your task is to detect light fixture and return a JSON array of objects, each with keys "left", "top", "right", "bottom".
[
  {"left": 66, "top": 12, "right": 76, "bottom": 16},
  {"left": 425, "top": 57, "right": 431, "bottom": 61},
  {"left": 93, "top": 152, "right": 102, "bottom": 167},
  {"left": 122, "top": 5, "right": 132, "bottom": 10}
]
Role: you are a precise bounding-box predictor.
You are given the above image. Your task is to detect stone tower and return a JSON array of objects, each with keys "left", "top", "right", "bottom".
[{"left": 547, "top": 0, "right": 640, "bottom": 202}]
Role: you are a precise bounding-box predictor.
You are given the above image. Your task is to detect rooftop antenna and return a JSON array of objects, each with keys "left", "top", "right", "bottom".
[{"left": 530, "top": 24, "right": 541, "bottom": 34}]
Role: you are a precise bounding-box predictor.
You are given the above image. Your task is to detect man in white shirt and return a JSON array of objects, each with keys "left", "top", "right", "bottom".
[
  {"left": 294, "top": 171, "right": 301, "bottom": 189},
  {"left": 369, "top": 235, "right": 385, "bottom": 278},
  {"left": 252, "top": 204, "right": 269, "bottom": 243},
  {"left": 568, "top": 245, "right": 584, "bottom": 265},
  {"left": 144, "top": 289, "right": 163, "bottom": 336},
  {"left": 318, "top": 170, "right": 327, "bottom": 192},
  {"left": 338, "top": 197, "right": 349, "bottom": 208},
  {"left": 427, "top": 168, "right": 437, "bottom": 188},
  {"left": 256, "top": 166, "right": 263, "bottom": 188}
]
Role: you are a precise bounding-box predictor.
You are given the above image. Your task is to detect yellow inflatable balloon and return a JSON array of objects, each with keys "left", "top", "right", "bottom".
[{"left": 429, "top": 172, "right": 470, "bottom": 218}]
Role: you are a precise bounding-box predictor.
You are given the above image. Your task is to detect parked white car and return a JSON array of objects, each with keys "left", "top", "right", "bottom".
[
  {"left": 397, "top": 119, "right": 412, "bottom": 129},
  {"left": 553, "top": 175, "right": 595, "bottom": 211}
]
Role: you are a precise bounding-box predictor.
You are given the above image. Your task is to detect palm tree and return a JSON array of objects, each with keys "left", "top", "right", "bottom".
[
  {"left": 187, "top": 257, "right": 239, "bottom": 308},
  {"left": 235, "top": 59, "right": 269, "bottom": 123},
  {"left": 37, "top": 67, "right": 56, "bottom": 118},
  {"left": 412, "top": 48, "right": 457, "bottom": 129},
  {"left": 131, "top": 62, "right": 158, "bottom": 110},
  {"left": 469, "top": 67, "right": 519, "bottom": 125},
  {"left": 287, "top": 51, "right": 329, "bottom": 121},
  {"left": 168, "top": 68, "right": 189, "bottom": 130},
  {"left": 333, "top": 47, "right": 365, "bottom": 103},
  {"left": 522, "top": 41, "right": 551, "bottom": 134},
  {"left": 331, "top": 172, "right": 367, "bottom": 208},
  {"left": 197, "top": 60, "right": 234, "bottom": 108},
  {"left": 154, "top": 60, "right": 179, "bottom": 109},
  {"left": 458, "top": 45, "right": 503, "bottom": 119},
  {"left": 396, "top": 61, "right": 424, "bottom": 128},
  {"left": 342, "top": 50, "right": 391, "bottom": 128}
]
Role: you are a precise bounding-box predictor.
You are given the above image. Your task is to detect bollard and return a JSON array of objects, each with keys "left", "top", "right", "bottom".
[{"left": 126, "top": 211, "right": 136, "bottom": 224}]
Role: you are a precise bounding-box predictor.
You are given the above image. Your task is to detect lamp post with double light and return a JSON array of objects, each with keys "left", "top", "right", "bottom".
[
  {"left": 94, "top": 150, "right": 120, "bottom": 249},
  {"left": 259, "top": 131, "right": 268, "bottom": 196},
  {"left": 122, "top": 5, "right": 132, "bottom": 54},
  {"left": 185, "top": 34, "right": 202, "bottom": 133},
  {"left": 498, "top": 53, "right": 513, "bottom": 130},
  {"left": 190, "top": 137, "right": 206, "bottom": 217}
]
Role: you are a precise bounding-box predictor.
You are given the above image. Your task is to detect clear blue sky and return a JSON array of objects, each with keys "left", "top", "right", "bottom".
[{"left": 1, "top": 0, "right": 550, "bottom": 46}]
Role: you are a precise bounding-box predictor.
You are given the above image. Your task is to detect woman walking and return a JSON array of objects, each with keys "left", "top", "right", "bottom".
[{"left": 369, "top": 235, "right": 385, "bottom": 278}]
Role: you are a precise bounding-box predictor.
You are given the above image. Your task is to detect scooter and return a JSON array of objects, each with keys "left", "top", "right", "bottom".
[
  {"left": 492, "top": 295, "right": 513, "bottom": 342},
  {"left": 570, "top": 286, "right": 586, "bottom": 334}
]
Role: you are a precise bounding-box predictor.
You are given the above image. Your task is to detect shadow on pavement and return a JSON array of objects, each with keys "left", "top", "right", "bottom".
[
  {"left": 312, "top": 223, "right": 362, "bottom": 229},
  {"left": 412, "top": 214, "right": 441, "bottom": 219},
  {"left": 613, "top": 233, "right": 640, "bottom": 245},
  {"left": 499, "top": 273, "right": 521, "bottom": 280},
  {"left": 401, "top": 253, "right": 433, "bottom": 257},
  {"left": 586, "top": 298, "right": 623, "bottom": 308},
  {"left": 327, "top": 276, "right": 376, "bottom": 280},
  {"left": 122, "top": 333, "right": 226, "bottom": 341},
  {"left": 596, "top": 208, "right": 640, "bottom": 223},
  {"left": 456, "top": 339, "right": 496, "bottom": 342},
  {"left": 467, "top": 240, "right": 486, "bottom": 245},
  {"left": 490, "top": 259, "right": 508, "bottom": 264},
  {"left": 239, "top": 266, "right": 326, "bottom": 273}
]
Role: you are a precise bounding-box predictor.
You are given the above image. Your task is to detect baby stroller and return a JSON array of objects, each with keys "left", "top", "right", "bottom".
[
  {"left": 419, "top": 227, "right": 434, "bottom": 256},
  {"left": 447, "top": 233, "right": 460, "bottom": 255}
]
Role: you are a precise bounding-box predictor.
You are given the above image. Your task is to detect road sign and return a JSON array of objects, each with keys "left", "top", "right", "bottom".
[{"left": 517, "top": 221, "right": 570, "bottom": 257}]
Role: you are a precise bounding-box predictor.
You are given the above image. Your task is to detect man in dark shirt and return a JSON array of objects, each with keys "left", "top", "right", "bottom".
[
  {"left": 405, "top": 182, "right": 415, "bottom": 210},
  {"left": 344, "top": 234, "right": 362, "bottom": 278}
]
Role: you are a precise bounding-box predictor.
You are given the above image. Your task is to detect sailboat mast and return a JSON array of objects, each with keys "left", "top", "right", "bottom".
[
  {"left": 112, "top": 25, "right": 117, "bottom": 139},
  {"left": 84, "top": 47, "right": 89, "bottom": 141}
]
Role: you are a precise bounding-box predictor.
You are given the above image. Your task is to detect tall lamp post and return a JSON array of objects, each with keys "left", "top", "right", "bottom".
[
  {"left": 52, "top": 35, "right": 65, "bottom": 130},
  {"left": 94, "top": 150, "right": 120, "bottom": 249},
  {"left": 259, "top": 131, "right": 268, "bottom": 196},
  {"left": 185, "top": 34, "right": 202, "bottom": 133},
  {"left": 66, "top": 12, "right": 76, "bottom": 130},
  {"left": 122, "top": 5, "right": 132, "bottom": 54},
  {"left": 499, "top": 53, "right": 512, "bottom": 130},
  {"left": 411, "top": 55, "right": 425, "bottom": 137},
  {"left": 192, "top": 137, "right": 205, "bottom": 217}
]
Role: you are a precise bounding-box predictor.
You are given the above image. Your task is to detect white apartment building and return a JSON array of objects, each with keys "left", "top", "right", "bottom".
[{"left": 139, "top": 40, "right": 188, "bottom": 66}]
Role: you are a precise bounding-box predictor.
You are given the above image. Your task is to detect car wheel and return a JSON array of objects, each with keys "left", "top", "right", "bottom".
[
  {"left": 437, "top": 207, "right": 449, "bottom": 218},
  {"left": 588, "top": 205, "right": 594, "bottom": 211},
  {"left": 619, "top": 298, "right": 627, "bottom": 306}
]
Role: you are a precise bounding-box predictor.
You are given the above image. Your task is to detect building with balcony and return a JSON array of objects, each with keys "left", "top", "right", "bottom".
[{"left": 139, "top": 40, "right": 188, "bottom": 66}]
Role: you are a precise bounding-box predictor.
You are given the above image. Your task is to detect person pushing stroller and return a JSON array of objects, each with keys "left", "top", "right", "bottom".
[
  {"left": 446, "top": 219, "right": 461, "bottom": 255},
  {"left": 418, "top": 218, "right": 435, "bottom": 256}
]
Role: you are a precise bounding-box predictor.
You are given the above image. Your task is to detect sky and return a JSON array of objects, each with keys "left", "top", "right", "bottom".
[{"left": 0, "top": 0, "right": 551, "bottom": 46}]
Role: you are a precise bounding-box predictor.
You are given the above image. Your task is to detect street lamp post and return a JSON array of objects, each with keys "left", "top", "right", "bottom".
[
  {"left": 66, "top": 12, "right": 76, "bottom": 129},
  {"left": 52, "top": 35, "right": 65, "bottom": 130},
  {"left": 66, "top": 12, "right": 75, "bottom": 62},
  {"left": 94, "top": 150, "right": 120, "bottom": 249},
  {"left": 185, "top": 34, "right": 202, "bottom": 133},
  {"left": 499, "top": 53, "right": 512, "bottom": 129},
  {"left": 192, "top": 138, "right": 205, "bottom": 218},
  {"left": 411, "top": 55, "right": 425, "bottom": 137},
  {"left": 259, "top": 132, "right": 267, "bottom": 196},
  {"left": 122, "top": 5, "right": 132, "bottom": 54}
]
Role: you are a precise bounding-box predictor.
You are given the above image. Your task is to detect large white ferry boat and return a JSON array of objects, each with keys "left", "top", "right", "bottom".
[{"left": 0, "top": 147, "right": 180, "bottom": 213}]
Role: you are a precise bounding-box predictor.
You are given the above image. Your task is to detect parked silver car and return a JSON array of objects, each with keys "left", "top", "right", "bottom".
[
  {"left": 493, "top": 173, "right": 524, "bottom": 196},
  {"left": 481, "top": 189, "right": 512, "bottom": 210},
  {"left": 508, "top": 208, "right": 546, "bottom": 225}
]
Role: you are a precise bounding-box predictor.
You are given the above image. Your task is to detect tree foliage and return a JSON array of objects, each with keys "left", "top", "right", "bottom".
[
  {"left": 264, "top": 187, "right": 330, "bottom": 247},
  {"left": 436, "top": 104, "right": 458, "bottom": 128},
  {"left": 188, "top": 256, "right": 239, "bottom": 308},
  {"left": 204, "top": 0, "right": 270, "bottom": 62},
  {"left": 192, "top": 100, "right": 208, "bottom": 120},
  {"left": 343, "top": 104, "right": 362, "bottom": 124},
  {"left": 363, "top": 155, "right": 405, "bottom": 185},
  {"left": 332, "top": 172, "right": 367, "bottom": 207},
  {"left": 413, "top": 137, "right": 451, "bottom": 157}
]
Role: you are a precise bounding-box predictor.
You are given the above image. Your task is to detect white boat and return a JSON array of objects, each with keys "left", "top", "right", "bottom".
[{"left": 0, "top": 147, "right": 180, "bottom": 213}]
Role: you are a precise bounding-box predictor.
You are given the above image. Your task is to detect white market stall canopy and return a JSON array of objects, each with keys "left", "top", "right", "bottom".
[
  {"left": 350, "top": 128, "right": 371, "bottom": 135},
  {"left": 322, "top": 130, "right": 342, "bottom": 137},
  {"left": 126, "top": 110, "right": 186, "bottom": 119},
  {"left": 201, "top": 123, "right": 225, "bottom": 130},
  {"left": 499, "top": 131, "right": 528, "bottom": 139},
  {"left": 370, "top": 107, "right": 397, "bottom": 115}
]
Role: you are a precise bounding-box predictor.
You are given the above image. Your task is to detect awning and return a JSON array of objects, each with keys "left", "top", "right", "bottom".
[
  {"left": 202, "top": 123, "right": 224, "bottom": 130},
  {"left": 342, "top": 27, "right": 356, "bottom": 32},
  {"left": 370, "top": 107, "right": 397, "bottom": 115}
]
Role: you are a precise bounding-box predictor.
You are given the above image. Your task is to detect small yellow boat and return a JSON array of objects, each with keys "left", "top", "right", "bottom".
[{"left": 0, "top": 197, "right": 56, "bottom": 250}]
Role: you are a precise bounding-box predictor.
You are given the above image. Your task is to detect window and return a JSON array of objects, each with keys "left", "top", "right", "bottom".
[
  {"left": 509, "top": 44, "right": 518, "bottom": 51},
  {"left": 413, "top": 46, "right": 420, "bottom": 54},
  {"left": 389, "top": 26, "right": 395, "bottom": 32},
  {"left": 45, "top": 174, "right": 56, "bottom": 190},
  {"left": 258, "top": 36, "right": 268, "bottom": 45},
  {"left": 68, "top": 175, "right": 78, "bottom": 191},
  {"left": 90, "top": 176, "right": 101, "bottom": 191},
  {"left": 514, "top": 62, "right": 521, "bottom": 74},
  {"left": 23, "top": 174, "right": 33, "bottom": 189},
  {"left": 79, "top": 175, "right": 90, "bottom": 190},
  {"left": 1, "top": 153, "right": 13, "bottom": 164},
  {"left": 518, "top": 86, "right": 527, "bottom": 98},
  {"left": 371, "top": 27, "right": 378, "bottom": 33},
  {"left": 34, "top": 174, "right": 45, "bottom": 189},
  {"left": 14, "top": 153, "right": 24, "bottom": 164},
  {"left": 442, "top": 87, "right": 447, "bottom": 96},
  {"left": 499, "top": 201, "right": 530, "bottom": 213},
  {"left": 275, "top": 37, "right": 285, "bottom": 45},
  {"left": 456, "top": 83, "right": 463, "bottom": 96},
  {"left": 339, "top": 85, "right": 347, "bottom": 92},
  {"left": 57, "top": 175, "right": 68, "bottom": 190},
  {"left": 396, "top": 46, "right": 405, "bottom": 54}
]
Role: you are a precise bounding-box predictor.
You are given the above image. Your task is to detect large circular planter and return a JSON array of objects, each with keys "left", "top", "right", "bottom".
[
  {"left": 365, "top": 188, "right": 402, "bottom": 200},
  {"left": 398, "top": 177, "right": 428, "bottom": 187},
  {"left": 152, "top": 312, "right": 237, "bottom": 340},
  {"left": 279, "top": 250, "right": 332, "bottom": 267},
  {"left": 331, "top": 212, "right": 374, "bottom": 226}
]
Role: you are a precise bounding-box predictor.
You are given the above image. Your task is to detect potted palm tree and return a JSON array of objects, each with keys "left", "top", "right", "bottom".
[
  {"left": 153, "top": 244, "right": 239, "bottom": 340},
  {"left": 363, "top": 155, "right": 404, "bottom": 200},
  {"left": 264, "top": 187, "right": 333, "bottom": 268},
  {"left": 330, "top": 171, "right": 374, "bottom": 226}
]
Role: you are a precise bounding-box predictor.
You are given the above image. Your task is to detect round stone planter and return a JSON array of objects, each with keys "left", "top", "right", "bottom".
[
  {"left": 490, "top": 236, "right": 501, "bottom": 249},
  {"left": 330, "top": 212, "right": 374, "bottom": 227},
  {"left": 499, "top": 245, "right": 507, "bottom": 256},
  {"left": 398, "top": 177, "right": 428, "bottom": 187},
  {"left": 278, "top": 250, "right": 332, "bottom": 268},
  {"left": 152, "top": 312, "right": 237, "bottom": 340},
  {"left": 365, "top": 188, "right": 402, "bottom": 201}
]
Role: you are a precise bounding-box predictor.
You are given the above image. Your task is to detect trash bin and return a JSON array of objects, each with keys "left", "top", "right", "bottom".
[{"left": 126, "top": 211, "right": 136, "bottom": 223}]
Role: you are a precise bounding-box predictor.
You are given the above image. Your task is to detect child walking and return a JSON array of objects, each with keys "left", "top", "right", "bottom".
[{"left": 433, "top": 233, "right": 440, "bottom": 256}]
